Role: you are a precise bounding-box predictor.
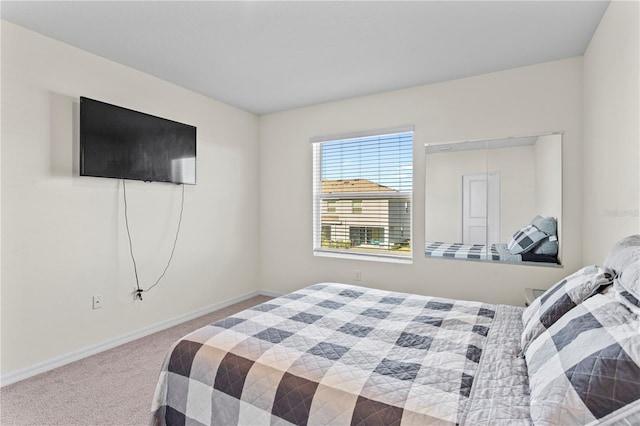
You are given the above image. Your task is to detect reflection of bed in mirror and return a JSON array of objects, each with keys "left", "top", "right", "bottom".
[
  {"left": 424, "top": 133, "right": 562, "bottom": 265},
  {"left": 425, "top": 215, "right": 560, "bottom": 264}
]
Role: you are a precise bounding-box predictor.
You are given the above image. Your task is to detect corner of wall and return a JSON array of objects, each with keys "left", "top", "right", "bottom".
[{"left": 582, "top": 1, "right": 640, "bottom": 264}]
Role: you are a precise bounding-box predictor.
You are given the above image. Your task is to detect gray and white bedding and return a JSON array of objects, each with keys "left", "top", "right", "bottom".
[
  {"left": 519, "top": 235, "right": 640, "bottom": 425},
  {"left": 425, "top": 241, "right": 501, "bottom": 261},
  {"left": 525, "top": 289, "right": 640, "bottom": 425},
  {"left": 151, "top": 236, "right": 640, "bottom": 425},
  {"left": 424, "top": 216, "right": 560, "bottom": 264},
  {"left": 151, "top": 283, "right": 532, "bottom": 425},
  {"left": 424, "top": 241, "right": 557, "bottom": 263}
]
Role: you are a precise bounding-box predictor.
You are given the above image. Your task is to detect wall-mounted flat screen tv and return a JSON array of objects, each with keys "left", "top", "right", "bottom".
[{"left": 80, "top": 97, "right": 196, "bottom": 185}]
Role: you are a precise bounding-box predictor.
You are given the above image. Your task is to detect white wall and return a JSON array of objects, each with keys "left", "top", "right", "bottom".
[
  {"left": 534, "top": 135, "right": 562, "bottom": 221},
  {"left": 488, "top": 145, "right": 538, "bottom": 242},
  {"left": 1, "top": 22, "right": 260, "bottom": 375},
  {"left": 534, "top": 134, "right": 563, "bottom": 256},
  {"left": 259, "top": 58, "right": 584, "bottom": 306},
  {"left": 425, "top": 145, "right": 537, "bottom": 243},
  {"left": 583, "top": 0, "right": 640, "bottom": 264}
]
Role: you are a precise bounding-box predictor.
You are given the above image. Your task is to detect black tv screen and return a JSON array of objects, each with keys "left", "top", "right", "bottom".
[{"left": 80, "top": 97, "right": 196, "bottom": 184}]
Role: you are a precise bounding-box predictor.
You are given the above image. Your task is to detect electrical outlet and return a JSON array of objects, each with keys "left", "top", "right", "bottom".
[
  {"left": 355, "top": 269, "right": 361, "bottom": 281},
  {"left": 92, "top": 294, "right": 103, "bottom": 310}
]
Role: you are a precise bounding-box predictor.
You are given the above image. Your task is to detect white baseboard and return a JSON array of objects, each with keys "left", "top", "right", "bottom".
[
  {"left": 0, "top": 290, "right": 270, "bottom": 387},
  {"left": 258, "top": 289, "right": 284, "bottom": 298}
]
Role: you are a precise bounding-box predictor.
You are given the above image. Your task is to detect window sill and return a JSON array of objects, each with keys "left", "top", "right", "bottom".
[{"left": 313, "top": 249, "right": 413, "bottom": 264}]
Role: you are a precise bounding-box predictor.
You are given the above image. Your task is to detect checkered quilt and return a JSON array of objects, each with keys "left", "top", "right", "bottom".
[
  {"left": 425, "top": 241, "right": 501, "bottom": 261},
  {"left": 151, "top": 283, "right": 531, "bottom": 425}
]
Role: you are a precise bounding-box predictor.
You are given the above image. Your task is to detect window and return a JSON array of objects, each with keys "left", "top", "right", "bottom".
[
  {"left": 312, "top": 127, "right": 413, "bottom": 261},
  {"left": 321, "top": 225, "right": 332, "bottom": 242},
  {"left": 350, "top": 227, "right": 385, "bottom": 245}
]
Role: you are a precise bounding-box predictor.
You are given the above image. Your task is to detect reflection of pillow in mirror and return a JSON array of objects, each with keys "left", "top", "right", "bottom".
[
  {"left": 530, "top": 215, "right": 557, "bottom": 236},
  {"left": 507, "top": 224, "right": 548, "bottom": 254},
  {"left": 533, "top": 236, "right": 558, "bottom": 256}
]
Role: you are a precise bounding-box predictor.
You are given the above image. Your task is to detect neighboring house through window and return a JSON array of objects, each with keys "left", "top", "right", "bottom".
[{"left": 312, "top": 127, "right": 413, "bottom": 261}]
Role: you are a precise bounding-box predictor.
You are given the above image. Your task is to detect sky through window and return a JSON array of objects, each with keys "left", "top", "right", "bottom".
[{"left": 321, "top": 131, "right": 413, "bottom": 192}]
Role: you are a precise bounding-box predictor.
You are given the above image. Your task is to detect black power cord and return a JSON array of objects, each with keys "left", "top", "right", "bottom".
[{"left": 122, "top": 179, "right": 185, "bottom": 300}]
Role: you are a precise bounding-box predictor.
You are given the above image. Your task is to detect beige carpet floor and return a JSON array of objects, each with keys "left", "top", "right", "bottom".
[{"left": 0, "top": 295, "right": 272, "bottom": 426}]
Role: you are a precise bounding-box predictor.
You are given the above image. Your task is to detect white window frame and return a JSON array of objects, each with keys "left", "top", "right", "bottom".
[{"left": 312, "top": 126, "right": 414, "bottom": 263}]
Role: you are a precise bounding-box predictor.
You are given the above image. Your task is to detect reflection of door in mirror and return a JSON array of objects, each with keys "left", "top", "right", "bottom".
[
  {"left": 462, "top": 172, "right": 499, "bottom": 245},
  {"left": 425, "top": 133, "right": 562, "bottom": 265}
]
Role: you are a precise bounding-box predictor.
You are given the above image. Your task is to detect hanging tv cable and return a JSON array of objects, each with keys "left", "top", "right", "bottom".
[{"left": 122, "top": 179, "right": 185, "bottom": 300}]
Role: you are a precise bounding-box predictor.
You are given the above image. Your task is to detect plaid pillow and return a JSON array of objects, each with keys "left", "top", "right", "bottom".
[
  {"left": 520, "top": 265, "right": 614, "bottom": 354},
  {"left": 613, "top": 260, "right": 640, "bottom": 314},
  {"left": 507, "top": 224, "right": 548, "bottom": 254},
  {"left": 603, "top": 234, "right": 640, "bottom": 275},
  {"left": 525, "top": 293, "right": 640, "bottom": 425}
]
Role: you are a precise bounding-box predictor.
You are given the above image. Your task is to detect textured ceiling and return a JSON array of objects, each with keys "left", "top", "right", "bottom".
[{"left": 1, "top": 1, "right": 609, "bottom": 115}]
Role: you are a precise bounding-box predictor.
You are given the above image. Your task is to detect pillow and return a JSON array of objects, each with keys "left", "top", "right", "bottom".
[
  {"left": 613, "top": 259, "right": 640, "bottom": 314},
  {"left": 520, "top": 265, "right": 614, "bottom": 353},
  {"left": 532, "top": 235, "right": 558, "bottom": 256},
  {"left": 530, "top": 215, "right": 557, "bottom": 236},
  {"left": 526, "top": 293, "right": 640, "bottom": 425},
  {"left": 507, "top": 224, "right": 548, "bottom": 254},
  {"left": 603, "top": 234, "right": 640, "bottom": 276}
]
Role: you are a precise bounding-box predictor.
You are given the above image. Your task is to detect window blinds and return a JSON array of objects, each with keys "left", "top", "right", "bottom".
[{"left": 312, "top": 129, "right": 413, "bottom": 261}]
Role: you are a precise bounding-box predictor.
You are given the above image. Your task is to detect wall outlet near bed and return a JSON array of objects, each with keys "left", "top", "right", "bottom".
[
  {"left": 355, "top": 270, "right": 361, "bottom": 281},
  {"left": 92, "top": 294, "right": 103, "bottom": 310}
]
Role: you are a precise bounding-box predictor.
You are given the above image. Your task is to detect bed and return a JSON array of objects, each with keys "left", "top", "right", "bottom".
[
  {"left": 424, "top": 215, "right": 561, "bottom": 264},
  {"left": 424, "top": 241, "right": 559, "bottom": 264},
  {"left": 151, "top": 236, "right": 640, "bottom": 425}
]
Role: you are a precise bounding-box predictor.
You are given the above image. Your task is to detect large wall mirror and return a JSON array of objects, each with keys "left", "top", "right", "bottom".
[{"left": 424, "top": 133, "right": 562, "bottom": 266}]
